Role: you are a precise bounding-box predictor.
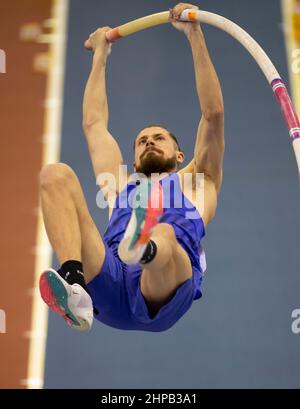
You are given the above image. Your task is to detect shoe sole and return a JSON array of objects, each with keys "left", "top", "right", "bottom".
[
  {"left": 39, "top": 269, "right": 83, "bottom": 329},
  {"left": 118, "top": 181, "right": 163, "bottom": 264}
]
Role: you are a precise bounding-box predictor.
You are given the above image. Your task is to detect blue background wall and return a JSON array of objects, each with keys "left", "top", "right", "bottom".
[{"left": 44, "top": 0, "right": 300, "bottom": 388}]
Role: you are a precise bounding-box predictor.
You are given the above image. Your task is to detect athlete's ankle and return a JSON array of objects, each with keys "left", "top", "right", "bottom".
[
  {"left": 58, "top": 260, "right": 90, "bottom": 294},
  {"left": 140, "top": 239, "right": 157, "bottom": 264}
]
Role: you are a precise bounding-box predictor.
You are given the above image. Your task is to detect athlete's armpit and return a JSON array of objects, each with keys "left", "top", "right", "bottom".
[{"left": 202, "top": 176, "right": 217, "bottom": 226}]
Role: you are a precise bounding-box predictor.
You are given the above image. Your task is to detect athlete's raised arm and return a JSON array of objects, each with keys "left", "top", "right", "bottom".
[
  {"left": 83, "top": 27, "right": 127, "bottom": 198},
  {"left": 171, "top": 3, "right": 225, "bottom": 224}
]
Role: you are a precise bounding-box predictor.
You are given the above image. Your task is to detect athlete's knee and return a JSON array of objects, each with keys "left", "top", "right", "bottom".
[
  {"left": 40, "top": 163, "right": 76, "bottom": 191},
  {"left": 152, "top": 223, "right": 177, "bottom": 257}
]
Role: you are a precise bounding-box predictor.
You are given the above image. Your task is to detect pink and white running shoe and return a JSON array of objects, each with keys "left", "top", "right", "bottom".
[{"left": 39, "top": 268, "right": 93, "bottom": 332}]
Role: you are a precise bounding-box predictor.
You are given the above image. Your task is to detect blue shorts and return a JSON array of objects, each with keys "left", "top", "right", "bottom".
[{"left": 87, "top": 241, "right": 202, "bottom": 332}]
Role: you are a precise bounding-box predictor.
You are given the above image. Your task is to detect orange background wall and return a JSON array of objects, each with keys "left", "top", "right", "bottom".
[{"left": 0, "top": 0, "right": 51, "bottom": 388}]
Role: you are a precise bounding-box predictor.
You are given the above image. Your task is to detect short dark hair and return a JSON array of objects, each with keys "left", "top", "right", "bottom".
[{"left": 134, "top": 124, "right": 183, "bottom": 153}]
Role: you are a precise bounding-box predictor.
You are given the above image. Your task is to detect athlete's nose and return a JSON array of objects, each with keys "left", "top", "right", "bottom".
[{"left": 146, "top": 139, "right": 155, "bottom": 147}]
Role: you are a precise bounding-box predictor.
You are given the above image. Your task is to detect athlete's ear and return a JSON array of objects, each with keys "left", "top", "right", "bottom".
[{"left": 177, "top": 151, "right": 185, "bottom": 164}]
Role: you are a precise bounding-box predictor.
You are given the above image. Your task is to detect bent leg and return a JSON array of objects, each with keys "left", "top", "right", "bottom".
[
  {"left": 140, "top": 223, "right": 193, "bottom": 313},
  {"left": 40, "top": 163, "right": 105, "bottom": 283}
]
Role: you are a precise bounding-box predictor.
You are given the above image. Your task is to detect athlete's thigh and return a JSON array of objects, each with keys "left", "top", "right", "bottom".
[{"left": 140, "top": 242, "right": 193, "bottom": 308}]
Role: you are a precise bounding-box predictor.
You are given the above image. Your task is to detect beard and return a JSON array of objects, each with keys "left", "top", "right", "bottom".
[{"left": 135, "top": 151, "right": 178, "bottom": 177}]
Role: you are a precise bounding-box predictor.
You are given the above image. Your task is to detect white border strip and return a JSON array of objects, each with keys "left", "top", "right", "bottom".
[{"left": 24, "top": 0, "right": 69, "bottom": 389}]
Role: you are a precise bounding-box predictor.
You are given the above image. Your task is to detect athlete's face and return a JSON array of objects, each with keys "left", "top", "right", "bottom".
[{"left": 133, "top": 126, "right": 184, "bottom": 177}]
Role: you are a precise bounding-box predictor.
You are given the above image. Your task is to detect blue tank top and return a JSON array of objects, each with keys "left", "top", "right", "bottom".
[{"left": 104, "top": 172, "right": 206, "bottom": 300}]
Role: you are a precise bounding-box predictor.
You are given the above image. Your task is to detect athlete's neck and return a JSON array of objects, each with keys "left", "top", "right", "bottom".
[{"left": 128, "top": 170, "right": 177, "bottom": 183}]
